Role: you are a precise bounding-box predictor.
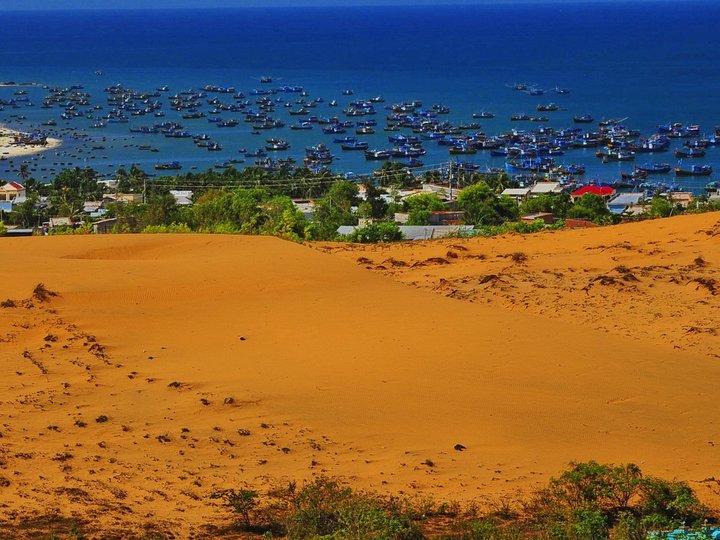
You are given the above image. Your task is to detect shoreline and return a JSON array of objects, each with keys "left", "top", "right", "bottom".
[{"left": 0, "top": 124, "right": 62, "bottom": 160}]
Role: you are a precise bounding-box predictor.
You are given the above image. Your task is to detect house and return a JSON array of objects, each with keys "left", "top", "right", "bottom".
[
  {"left": 169, "top": 190, "right": 193, "bottom": 206},
  {"left": 564, "top": 218, "right": 599, "bottom": 228},
  {"left": 668, "top": 192, "right": 695, "bottom": 209},
  {"left": 422, "top": 183, "right": 461, "bottom": 201},
  {"left": 92, "top": 218, "right": 120, "bottom": 234},
  {"left": 607, "top": 192, "right": 645, "bottom": 215},
  {"left": 571, "top": 185, "right": 616, "bottom": 202},
  {"left": 106, "top": 193, "right": 143, "bottom": 204},
  {"left": 529, "top": 182, "right": 563, "bottom": 197},
  {"left": 521, "top": 212, "right": 555, "bottom": 224},
  {"left": 292, "top": 200, "right": 315, "bottom": 220},
  {"left": 0, "top": 181, "right": 26, "bottom": 202},
  {"left": 394, "top": 212, "right": 409, "bottom": 224},
  {"left": 337, "top": 225, "right": 474, "bottom": 241},
  {"left": 501, "top": 187, "right": 531, "bottom": 204},
  {"left": 398, "top": 189, "right": 425, "bottom": 201},
  {"left": 427, "top": 211, "right": 465, "bottom": 226},
  {"left": 49, "top": 217, "right": 73, "bottom": 228}
]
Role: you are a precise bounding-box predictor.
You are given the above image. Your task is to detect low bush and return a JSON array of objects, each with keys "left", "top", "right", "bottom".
[
  {"left": 211, "top": 463, "right": 714, "bottom": 539},
  {"left": 142, "top": 222, "right": 193, "bottom": 234},
  {"left": 343, "top": 222, "right": 404, "bottom": 243}
]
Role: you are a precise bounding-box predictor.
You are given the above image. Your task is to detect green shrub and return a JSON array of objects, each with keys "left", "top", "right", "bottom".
[
  {"left": 48, "top": 223, "right": 92, "bottom": 235},
  {"left": 210, "top": 488, "right": 259, "bottom": 529},
  {"left": 141, "top": 222, "right": 192, "bottom": 234},
  {"left": 0, "top": 221, "right": 7, "bottom": 236},
  {"left": 344, "top": 222, "right": 404, "bottom": 243}
]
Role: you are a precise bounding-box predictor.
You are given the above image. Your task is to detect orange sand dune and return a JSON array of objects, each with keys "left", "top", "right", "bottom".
[{"left": 1, "top": 213, "right": 719, "bottom": 537}]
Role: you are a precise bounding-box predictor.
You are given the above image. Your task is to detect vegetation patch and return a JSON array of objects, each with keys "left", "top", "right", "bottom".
[{"left": 206, "top": 462, "right": 714, "bottom": 539}]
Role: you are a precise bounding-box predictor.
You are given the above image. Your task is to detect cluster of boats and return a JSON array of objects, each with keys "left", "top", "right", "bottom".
[{"left": 2, "top": 78, "right": 719, "bottom": 190}]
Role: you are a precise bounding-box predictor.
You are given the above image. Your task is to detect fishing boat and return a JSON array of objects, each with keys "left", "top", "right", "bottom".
[
  {"left": 536, "top": 103, "right": 560, "bottom": 112},
  {"left": 511, "top": 113, "right": 531, "bottom": 121},
  {"left": 674, "top": 147, "right": 706, "bottom": 158},
  {"left": 636, "top": 163, "right": 672, "bottom": 174},
  {"left": 341, "top": 141, "right": 369, "bottom": 151},
  {"left": 154, "top": 161, "right": 182, "bottom": 170},
  {"left": 598, "top": 117, "right": 628, "bottom": 127},
  {"left": 704, "top": 181, "right": 719, "bottom": 192},
  {"left": 675, "top": 164, "right": 712, "bottom": 176},
  {"left": 596, "top": 150, "right": 635, "bottom": 162},
  {"left": 265, "top": 139, "right": 290, "bottom": 151},
  {"left": 573, "top": 115, "right": 594, "bottom": 123},
  {"left": 553, "top": 164, "right": 586, "bottom": 175},
  {"left": 448, "top": 144, "right": 477, "bottom": 155},
  {"left": 473, "top": 111, "right": 495, "bottom": 119},
  {"left": 182, "top": 112, "right": 206, "bottom": 120},
  {"left": 398, "top": 158, "right": 424, "bottom": 168},
  {"left": 364, "top": 149, "right": 392, "bottom": 160}
]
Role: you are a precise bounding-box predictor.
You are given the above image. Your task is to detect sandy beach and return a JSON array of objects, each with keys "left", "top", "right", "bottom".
[
  {"left": 0, "top": 124, "right": 61, "bottom": 160},
  {"left": 0, "top": 212, "right": 719, "bottom": 537}
]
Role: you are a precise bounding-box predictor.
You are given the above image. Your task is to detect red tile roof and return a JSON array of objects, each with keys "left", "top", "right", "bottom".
[
  {"left": 571, "top": 185, "right": 615, "bottom": 197},
  {"left": 5, "top": 181, "right": 25, "bottom": 190}
]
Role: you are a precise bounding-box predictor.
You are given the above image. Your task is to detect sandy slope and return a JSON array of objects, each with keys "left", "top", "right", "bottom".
[{"left": 1, "top": 214, "right": 719, "bottom": 537}]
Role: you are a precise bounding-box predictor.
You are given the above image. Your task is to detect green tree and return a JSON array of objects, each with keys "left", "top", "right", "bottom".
[
  {"left": 49, "top": 167, "right": 104, "bottom": 217},
  {"left": 345, "top": 222, "right": 403, "bottom": 243},
  {"left": 404, "top": 193, "right": 446, "bottom": 225},
  {"left": 8, "top": 195, "right": 41, "bottom": 228},
  {"left": 567, "top": 193, "right": 611, "bottom": 223},
  {"left": 648, "top": 197, "right": 673, "bottom": 218},
  {"left": 520, "top": 192, "right": 573, "bottom": 218},
  {"left": 140, "top": 193, "right": 178, "bottom": 227},
  {"left": 375, "top": 162, "right": 416, "bottom": 188},
  {"left": 457, "top": 182, "right": 519, "bottom": 226},
  {"left": 363, "top": 183, "right": 388, "bottom": 219},
  {"left": 308, "top": 181, "right": 359, "bottom": 240},
  {"left": 210, "top": 489, "right": 259, "bottom": 529}
]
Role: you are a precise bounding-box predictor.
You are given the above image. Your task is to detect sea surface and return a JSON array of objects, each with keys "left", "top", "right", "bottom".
[{"left": 1, "top": 2, "right": 720, "bottom": 192}]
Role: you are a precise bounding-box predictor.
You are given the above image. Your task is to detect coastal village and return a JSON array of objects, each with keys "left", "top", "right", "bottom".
[{"left": 1, "top": 173, "right": 719, "bottom": 239}]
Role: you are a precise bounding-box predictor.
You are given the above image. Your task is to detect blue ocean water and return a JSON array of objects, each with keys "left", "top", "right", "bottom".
[{"left": 1, "top": 2, "right": 719, "bottom": 190}]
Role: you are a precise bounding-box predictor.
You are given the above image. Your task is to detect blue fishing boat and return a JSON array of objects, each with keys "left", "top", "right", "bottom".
[
  {"left": 636, "top": 163, "right": 672, "bottom": 174},
  {"left": 675, "top": 164, "right": 712, "bottom": 176},
  {"left": 341, "top": 141, "right": 369, "bottom": 151}
]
